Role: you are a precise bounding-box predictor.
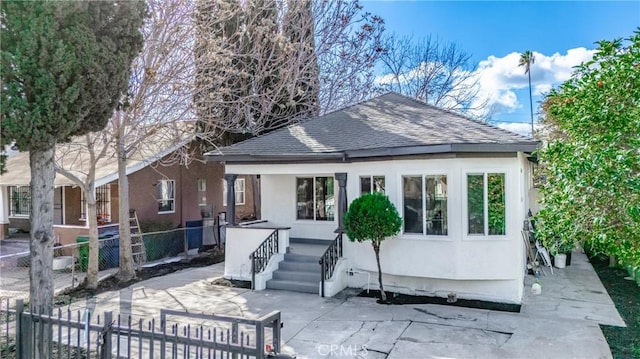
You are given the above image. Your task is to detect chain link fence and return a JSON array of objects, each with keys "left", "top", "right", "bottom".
[{"left": 0, "top": 225, "right": 218, "bottom": 303}]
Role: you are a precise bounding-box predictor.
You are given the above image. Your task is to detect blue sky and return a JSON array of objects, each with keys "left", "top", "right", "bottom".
[{"left": 362, "top": 1, "right": 640, "bottom": 135}]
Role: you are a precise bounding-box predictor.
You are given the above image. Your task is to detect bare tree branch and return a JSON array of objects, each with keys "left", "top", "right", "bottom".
[{"left": 379, "top": 34, "right": 489, "bottom": 119}]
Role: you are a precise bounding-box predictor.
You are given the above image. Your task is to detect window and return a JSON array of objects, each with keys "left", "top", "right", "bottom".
[
  {"left": 402, "top": 175, "right": 448, "bottom": 235},
  {"left": 222, "top": 178, "right": 246, "bottom": 206},
  {"left": 80, "top": 185, "right": 112, "bottom": 222},
  {"left": 197, "top": 178, "right": 206, "bottom": 192},
  {"left": 8, "top": 186, "right": 30, "bottom": 217},
  {"left": 360, "top": 176, "right": 385, "bottom": 195},
  {"left": 197, "top": 179, "right": 207, "bottom": 205},
  {"left": 467, "top": 173, "right": 506, "bottom": 236},
  {"left": 157, "top": 180, "right": 175, "bottom": 213},
  {"left": 296, "top": 176, "right": 334, "bottom": 221}
]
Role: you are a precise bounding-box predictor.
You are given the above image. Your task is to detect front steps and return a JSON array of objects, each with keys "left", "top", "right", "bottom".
[{"left": 265, "top": 238, "right": 330, "bottom": 295}]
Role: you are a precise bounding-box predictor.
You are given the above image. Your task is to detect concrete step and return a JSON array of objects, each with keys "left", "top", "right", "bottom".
[
  {"left": 266, "top": 279, "right": 319, "bottom": 294},
  {"left": 278, "top": 260, "right": 319, "bottom": 273},
  {"left": 284, "top": 253, "right": 320, "bottom": 263},
  {"left": 289, "top": 237, "right": 334, "bottom": 246},
  {"left": 272, "top": 270, "right": 320, "bottom": 282}
]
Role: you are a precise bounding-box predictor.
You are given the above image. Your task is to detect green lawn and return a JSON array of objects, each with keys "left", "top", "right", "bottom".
[{"left": 590, "top": 255, "right": 640, "bottom": 359}]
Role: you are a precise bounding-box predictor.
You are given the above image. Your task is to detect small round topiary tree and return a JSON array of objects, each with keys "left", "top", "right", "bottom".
[{"left": 344, "top": 192, "right": 402, "bottom": 301}]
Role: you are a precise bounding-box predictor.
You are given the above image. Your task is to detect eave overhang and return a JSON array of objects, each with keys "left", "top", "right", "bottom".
[{"left": 206, "top": 142, "right": 541, "bottom": 164}]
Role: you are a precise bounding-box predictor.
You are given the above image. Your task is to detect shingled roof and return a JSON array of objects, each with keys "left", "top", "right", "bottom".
[{"left": 207, "top": 92, "right": 539, "bottom": 163}]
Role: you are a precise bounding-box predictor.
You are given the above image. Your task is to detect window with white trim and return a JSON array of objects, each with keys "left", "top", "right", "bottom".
[
  {"left": 8, "top": 186, "right": 30, "bottom": 217},
  {"left": 197, "top": 179, "right": 207, "bottom": 205},
  {"left": 222, "top": 178, "right": 246, "bottom": 206},
  {"left": 467, "top": 173, "right": 506, "bottom": 236},
  {"left": 157, "top": 180, "right": 175, "bottom": 213},
  {"left": 402, "top": 175, "right": 448, "bottom": 235},
  {"left": 360, "top": 175, "right": 385, "bottom": 195},
  {"left": 296, "top": 176, "right": 334, "bottom": 221}
]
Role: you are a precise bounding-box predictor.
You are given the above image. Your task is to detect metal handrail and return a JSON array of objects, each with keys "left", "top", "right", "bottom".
[
  {"left": 249, "top": 229, "right": 279, "bottom": 290},
  {"left": 319, "top": 232, "right": 343, "bottom": 297}
]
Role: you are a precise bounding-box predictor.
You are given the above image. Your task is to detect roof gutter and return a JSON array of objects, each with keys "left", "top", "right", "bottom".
[{"left": 209, "top": 142, "right": 541, "bottom": 164}]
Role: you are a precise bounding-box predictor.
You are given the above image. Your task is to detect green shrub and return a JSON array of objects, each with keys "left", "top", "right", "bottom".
[{"left": 344, "top": 193, "right": 402, "bottom": 301}]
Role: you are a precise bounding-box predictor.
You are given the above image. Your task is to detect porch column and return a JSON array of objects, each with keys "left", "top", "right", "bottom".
[
  {"left": 0, "top": 187, "right": 8, "bottom": 240},
  {"left": 224, "top": 173, "right": 238, "bottom": 226},
  {"left": 335, "top": 172, "right": 347, "bottom": 233}
]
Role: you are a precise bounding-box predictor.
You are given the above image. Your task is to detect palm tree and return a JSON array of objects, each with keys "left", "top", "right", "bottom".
[{"left": 519, "top": 51, "right": 535, "bottom": 137}]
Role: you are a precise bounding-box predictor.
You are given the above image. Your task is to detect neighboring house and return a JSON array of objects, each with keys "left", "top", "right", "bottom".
[
  {"left": 207, "top": 92, "right": 540, "bottom": 304},
  {"left": 0, "top": 139, "right": 256, "bottom": 244}
]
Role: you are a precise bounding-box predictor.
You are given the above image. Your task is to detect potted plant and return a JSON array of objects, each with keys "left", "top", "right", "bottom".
[{"left": 549, "top": 237, "right": 575, "bottom": 268}]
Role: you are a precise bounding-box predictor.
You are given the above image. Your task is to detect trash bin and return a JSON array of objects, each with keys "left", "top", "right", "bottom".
[
  {"left": 100, "top": 237, "right": 119, "bottom": 270},
  {"left": 77, "top": 235, "right": 119, "bottom": 271},
  {"left": 76, "top": 236, "right": 89, "bottom": 271},
  {"left": 186, "top": 220, "right": 203, "bottom": 250}
]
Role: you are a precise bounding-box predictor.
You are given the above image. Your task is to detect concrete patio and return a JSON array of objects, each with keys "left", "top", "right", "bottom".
[{"left": 57, "top": 249, "right": 623, "bottom": 358}]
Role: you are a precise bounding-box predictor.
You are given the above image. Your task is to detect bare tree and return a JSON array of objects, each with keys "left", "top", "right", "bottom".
[
  {"left": 194, "top": 0, "right": 386, "bottom": 139},
  {"left": 313, "top": 0, "right": 386, "bottom": 114},
  {"left": 111, "top": 0, "right": 205, "bottom": 282},
  {"left": 55, "top": 134, "right": 112, "bottom": 289},
  {"left": 379, "top": 34, "right": 487, "bottom": 119}
]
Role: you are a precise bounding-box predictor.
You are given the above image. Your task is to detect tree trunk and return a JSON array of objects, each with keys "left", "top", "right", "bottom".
[
  {"left": 116, "top": 134, "right": 136, "bottom": 281},
  {"left": 528, "top": 70, "right": 534, "bottom": 138},
  {"left": 29, "top": 147, "right": 55, "bottom": 358},
  {"left": 85, "top": 186, "right": 99, "bottom": 289},
  {"left": 372, "top": 241, "right": 386, "bottom": 302}
]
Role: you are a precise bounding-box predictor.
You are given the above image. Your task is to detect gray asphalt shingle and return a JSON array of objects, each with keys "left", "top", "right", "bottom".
[{"left": 209, "top": 92, "right": 536, "bottom": 158}]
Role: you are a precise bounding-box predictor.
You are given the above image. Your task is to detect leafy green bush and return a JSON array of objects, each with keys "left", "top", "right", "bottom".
[
  {"left": 535, "top": 31, "right": 640, "bottom": 269},
  {"left": 344, "top": 193, "right": 402, "bottom": 301}
]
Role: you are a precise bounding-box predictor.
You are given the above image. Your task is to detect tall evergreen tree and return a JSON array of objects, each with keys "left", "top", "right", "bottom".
[
  {"left": 194, "top": 0, "right": 383, "bottom": 143},
  {"left": 1, "top": 0, "right": 145, "bottom": 325}
]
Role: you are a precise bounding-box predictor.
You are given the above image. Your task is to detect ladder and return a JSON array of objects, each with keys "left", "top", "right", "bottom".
[{"left": 129, "top": 209, "right": 147, "bottom": 266}]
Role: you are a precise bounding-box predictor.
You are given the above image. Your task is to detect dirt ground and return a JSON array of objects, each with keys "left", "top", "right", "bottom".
[
  {"left": 55, "top": 248, "right": 225, "bottom": 306},
  {"left": 591, "top": 254, "right": 640, "bottom": 359}
]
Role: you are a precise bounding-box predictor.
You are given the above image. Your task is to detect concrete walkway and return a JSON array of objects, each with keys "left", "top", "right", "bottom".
[{"left": 61, "top": 250, "right": 623, "bottom": 359}]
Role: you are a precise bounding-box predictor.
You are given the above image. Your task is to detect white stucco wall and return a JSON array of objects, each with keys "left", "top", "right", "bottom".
[
  {"left": 227, "top": 154, "right": 530, "bottom": 303},
  {"left": 261, "top": 174, "right": 337, "bottom": 239},
  {"left": 322, "top": 258, "right": 350, "bottom": 297},
  {"left": 224, "top": 226, "right": 289, "bottom": 281}
]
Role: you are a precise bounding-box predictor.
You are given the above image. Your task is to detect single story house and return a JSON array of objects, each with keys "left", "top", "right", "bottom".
[
  {"left": 0, "top": 137, "right": 257, "bottom": 244},
  {"left": 208, "top": 92, "right": 540, "bottom": 304}
]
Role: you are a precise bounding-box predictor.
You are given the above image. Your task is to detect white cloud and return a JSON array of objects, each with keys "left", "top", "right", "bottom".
[
  {"left": 473, "top": 48, "right": 596, "bottom": 115},
  {"left": 496, "top": 122, "right": 545, "bottom": 137},
  {"left": 497, "top": 122, "right": 533, "bottom": 136},
  {"left": 534, "top": 83, "right": 553, "bottom": 96},
  {"left": 374, "top": 46, "right": 596, "bottom": 120}
]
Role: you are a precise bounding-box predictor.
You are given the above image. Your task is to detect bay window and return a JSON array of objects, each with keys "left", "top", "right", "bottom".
[
  {"left": 402, "top": 175, "right": 448, "bottom": 235},
  {"left": 467, "top": 173, "right": 506, "bottom": 236}
]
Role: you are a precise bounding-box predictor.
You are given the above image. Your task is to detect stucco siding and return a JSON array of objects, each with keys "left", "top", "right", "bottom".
[
  {"left": 228, "top": 154, "right": 529, "bottom": 303},
  {"left": 261, "top": 174, "right": 336, "bottom": 239}
]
